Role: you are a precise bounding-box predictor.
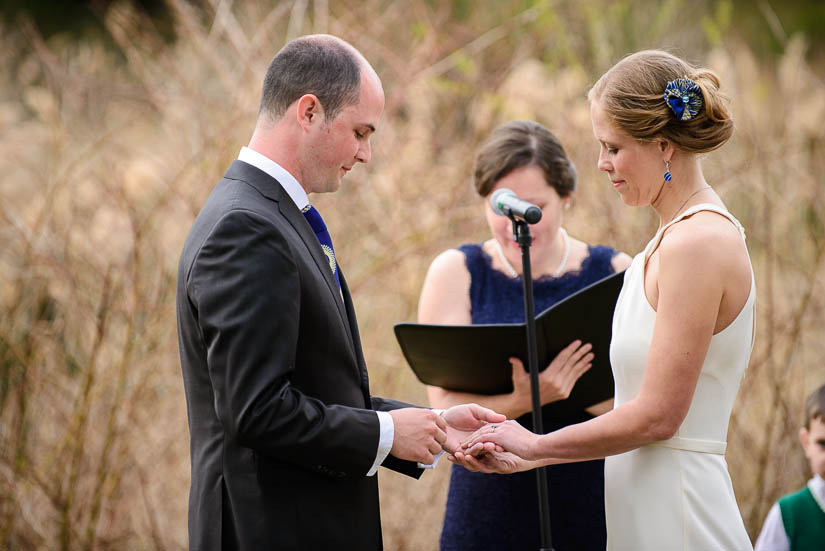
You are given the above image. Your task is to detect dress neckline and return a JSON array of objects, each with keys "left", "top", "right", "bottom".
[
  {"left": 634, "top": 203, "right": 754, "bottom": 337},
  {"left": 644, "top": 203, "right": 745, "bottom": 263},
  {"left": 478, "top": 243, "right": 598, "bottom": 285}
]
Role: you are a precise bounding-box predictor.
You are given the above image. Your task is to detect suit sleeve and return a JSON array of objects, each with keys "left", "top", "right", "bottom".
[
  {"left": 187, "top": 209, "right": 380, "bottom": 477},
  {"left": 370, "top": 396, "right": 415, "bottom": 412}
]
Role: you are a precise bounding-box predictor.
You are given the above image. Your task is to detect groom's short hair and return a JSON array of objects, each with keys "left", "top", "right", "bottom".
[{"left": 259, "top": 34, "right": 362, "bottom": 122}]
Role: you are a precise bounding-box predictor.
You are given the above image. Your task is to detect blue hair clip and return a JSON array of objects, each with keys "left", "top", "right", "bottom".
[{"left": 664, "top": 78, "right": 703, "bottom": 121}]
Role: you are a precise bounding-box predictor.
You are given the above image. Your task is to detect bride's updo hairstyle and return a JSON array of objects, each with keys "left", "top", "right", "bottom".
[{"left": 588, "top": 50, "right": 733, "bottom": 153}]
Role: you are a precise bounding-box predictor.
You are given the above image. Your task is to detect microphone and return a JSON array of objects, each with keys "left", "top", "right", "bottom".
[{"left": 490, "top": 188, "right": 542, "bottom": 224}]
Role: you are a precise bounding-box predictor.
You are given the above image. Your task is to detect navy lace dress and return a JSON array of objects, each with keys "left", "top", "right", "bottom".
[{"left": 439, "top": 243, "right": 618, "bottom": 551}]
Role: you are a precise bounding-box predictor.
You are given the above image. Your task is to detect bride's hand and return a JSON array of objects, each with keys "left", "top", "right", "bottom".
[
  {"left": 461, "top": 419, "right": 541, "bottom": 460},
  {"left": 449, "top": 447, "right": 528, "bottom": 474}
]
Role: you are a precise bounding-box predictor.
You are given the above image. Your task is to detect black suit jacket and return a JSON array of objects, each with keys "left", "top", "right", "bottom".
[{"left": 176, "top": 160, "right": 422, "bottom": 550}]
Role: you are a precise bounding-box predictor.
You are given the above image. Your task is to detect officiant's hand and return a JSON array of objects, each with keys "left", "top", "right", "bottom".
[
  {"left": 510, "top": 340, "right": 594, "bottom": 415},
  {"left": 461, "top": 419, "right": 541, "bottom": 460},
  {"left": 440, "top": 403, "right": 506, "bottom": 454}
]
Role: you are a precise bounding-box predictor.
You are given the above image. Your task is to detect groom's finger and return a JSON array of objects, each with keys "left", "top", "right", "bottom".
[
  {"left": 461, "top": 443, "right": 481, "bottom": 455},
  {"left": 464, "top": 441, "right": 496, "bottom": 456},
  {"left": 434, "top": 412, "right": 448, "bottom": 430},
  {"left": 471, "top": 404, "right": 506, "bottom": 423},
  {"left": 462, "top": 428, "right": 498, "bottom": 449},
  {"left": 442, "top": 432, "right": 461, "bottom": 455}
]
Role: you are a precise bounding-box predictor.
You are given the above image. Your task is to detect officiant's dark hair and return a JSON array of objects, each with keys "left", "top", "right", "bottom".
[
  {"left": 474, "top": 120, "right": 577, "bottom": 198},
  {"left": 259, "top": 35, "right": 362, "bottom": 122}
]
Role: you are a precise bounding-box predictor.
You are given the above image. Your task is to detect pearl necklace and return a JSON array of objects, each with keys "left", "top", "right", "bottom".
[{"left": 493, "top": 228, "right": 570, "bottom": 279}]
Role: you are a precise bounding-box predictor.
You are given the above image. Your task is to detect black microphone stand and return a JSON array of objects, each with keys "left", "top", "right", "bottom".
[{"left": 509, "top": 214, "right": 554, "bottom": 551}]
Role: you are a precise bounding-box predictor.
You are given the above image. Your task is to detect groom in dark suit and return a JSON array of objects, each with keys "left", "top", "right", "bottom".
[{"left": 176, "top": 34, "right": 504, "bottom": 550}]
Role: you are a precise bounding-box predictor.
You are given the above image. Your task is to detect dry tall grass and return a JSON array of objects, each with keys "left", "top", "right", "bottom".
[{"left": 1, "top": 1, "right": 823, "bottom": 549}]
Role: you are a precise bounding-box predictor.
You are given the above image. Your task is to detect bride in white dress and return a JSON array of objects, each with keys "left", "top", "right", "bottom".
[{"left": 455, "top": 50, "right": 754, "bottom": 550}]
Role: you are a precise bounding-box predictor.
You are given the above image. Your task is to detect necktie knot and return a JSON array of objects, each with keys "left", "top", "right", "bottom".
[
  {"left": 301, "top": 205, "right": 340, "bottom": 288},
  {"left": 301, "top": 204, "right": 327, "bottom": 234}
]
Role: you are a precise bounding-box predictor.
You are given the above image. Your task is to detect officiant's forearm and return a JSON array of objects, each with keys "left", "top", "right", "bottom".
[{"left": 426, "top": 385, "right": 527, "bottom": 420}]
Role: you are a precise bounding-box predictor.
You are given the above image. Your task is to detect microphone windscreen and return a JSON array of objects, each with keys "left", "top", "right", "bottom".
[{"left": 490, "top": 188, "right": 514, "bottom": 217}]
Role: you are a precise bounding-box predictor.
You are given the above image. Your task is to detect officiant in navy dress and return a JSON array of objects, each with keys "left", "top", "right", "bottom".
[{"left": 418, "top": 121, "right": 631, "bottom": 550}]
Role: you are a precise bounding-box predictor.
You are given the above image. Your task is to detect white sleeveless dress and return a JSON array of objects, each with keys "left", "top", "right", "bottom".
[{"left": 605, "top": 204, "right": 755, "bottom": 550}]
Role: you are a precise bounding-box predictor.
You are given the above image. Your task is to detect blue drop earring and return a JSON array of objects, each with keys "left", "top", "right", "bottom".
[{"left": 663, "top": 160, "right": 672, "bottom": 182}]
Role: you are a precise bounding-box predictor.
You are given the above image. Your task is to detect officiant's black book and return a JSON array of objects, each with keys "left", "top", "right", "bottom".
[{"left": 395, "top": 269, "right": 626, "bottom": 417}]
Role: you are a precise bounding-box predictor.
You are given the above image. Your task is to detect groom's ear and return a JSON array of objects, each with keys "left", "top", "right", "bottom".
[{"left": 296, "top": 94, "right": 324, "bottom": 130}]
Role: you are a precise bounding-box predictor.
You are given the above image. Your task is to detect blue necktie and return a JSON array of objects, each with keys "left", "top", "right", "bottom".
[{"left": 301, "top": 205, "right": 340, "bottom": 289}]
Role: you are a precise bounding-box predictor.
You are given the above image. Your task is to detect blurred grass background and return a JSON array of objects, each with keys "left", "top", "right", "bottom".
[{"left": 0, "top": 0, "right": 823, "bottom": 549}]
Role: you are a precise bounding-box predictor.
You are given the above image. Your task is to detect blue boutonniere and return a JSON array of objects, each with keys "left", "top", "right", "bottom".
[{"left": 664, "top": 78, "right": 703, "bottom": 121}]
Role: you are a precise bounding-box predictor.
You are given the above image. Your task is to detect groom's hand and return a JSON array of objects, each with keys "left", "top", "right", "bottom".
[
  {"left": 389, "top": 408, "right": 447, "bottom": 464},
  {"left": 441, "top": 403, "right": 506, "bottom": 454}
]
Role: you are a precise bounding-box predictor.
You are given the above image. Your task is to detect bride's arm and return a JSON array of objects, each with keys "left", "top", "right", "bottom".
[{"left": 464, "top": 221, "right": 735, "bottom": 462}]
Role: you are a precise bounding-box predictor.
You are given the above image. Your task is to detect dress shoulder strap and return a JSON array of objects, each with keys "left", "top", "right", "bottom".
[{"left": 644, "top": 203, "right": 746, "bottom": 263}]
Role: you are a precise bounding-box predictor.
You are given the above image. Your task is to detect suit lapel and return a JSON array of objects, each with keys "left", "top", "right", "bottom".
[
  {"left": 224, "top": 161, "right": 357, "bottom": 359},
  {"left": 340, "top": 270, "right": 372, "bottom": 407},
  {"left": 279, "top": 199, "right": 356, "bottom": 346}
]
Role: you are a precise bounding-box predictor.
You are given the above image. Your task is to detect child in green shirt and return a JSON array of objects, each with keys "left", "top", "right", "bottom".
[{"left": 756, "top": 383, "right": 825, "bottom": 550}]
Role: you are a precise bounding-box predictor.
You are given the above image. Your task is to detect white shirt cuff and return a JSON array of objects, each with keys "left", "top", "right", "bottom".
[
  {"left": 367, "top": 411, "right": 394, "bottom": 476},
  {"left": 418, "top": 450, "right": 444, "bottom": 469}
]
